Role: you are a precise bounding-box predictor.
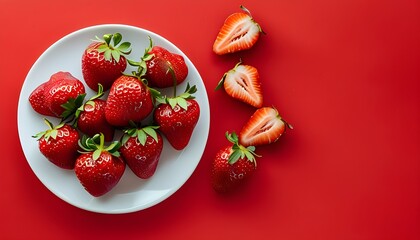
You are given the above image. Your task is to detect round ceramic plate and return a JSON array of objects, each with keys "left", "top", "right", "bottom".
[{"left": 17, "top": 24, "right": 210, "bottom": 214}]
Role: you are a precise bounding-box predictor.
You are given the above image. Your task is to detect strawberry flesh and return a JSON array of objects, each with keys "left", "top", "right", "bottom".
[
  {"left": 213, "top": 6, "right": 263, "bottom": 55},
  {"left": 239, "top": 107, "right": 287, "bottom": 147},
  {"left": 218, "top": 61, "right": 263, "bottom": 108}
]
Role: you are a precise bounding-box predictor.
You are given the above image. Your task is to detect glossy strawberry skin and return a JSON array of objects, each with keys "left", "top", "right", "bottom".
[
  {"left": 239, "top": 107, "right": 290, "bottom": 147},
  {"left": 29, "top": 82, "right": 56, "bottom": 117},
  {"left": 44, "top": 72, "right": 85, "bottom": 117},
  {"left": 120, "top": 131, "right": 163, "bottom": 179},
  {"left": 145, "top": 46, "right": 188, "bottom": 88},
  {"left": 154, "top": 100, "right": 200, "bottom": 150},
  {"left": 38, "top": 124, "right": 80, "bottom": 169},
  {"left": 213, "top": 6, "right": 263, "bottom": 55},
  {"left": 29, "top": 71, "right": 85, "bottom": 118},
  {"left": 211, "top": 145, "right": 256, "bottom": 193},
  {"left": 105, "top": 75, "right": 154, "bottom": 127},
  {"left": 82, "top": 42, "right": 127, "bottom": 91},
  {"left": 77, "top": 99, "right": 115, "bottom": 142},
  {"left": 74, "top": 151, "right": 125, "bottom": 197}
]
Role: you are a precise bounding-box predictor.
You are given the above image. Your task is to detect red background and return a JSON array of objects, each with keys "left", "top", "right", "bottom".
[{"left": 1, "top": 0, "right": 419, "bottom": 239}]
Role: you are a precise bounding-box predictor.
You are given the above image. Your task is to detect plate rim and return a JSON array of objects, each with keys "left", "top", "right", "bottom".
[{"left": 17, "top": 23, "right": 210, "bottom": 214}]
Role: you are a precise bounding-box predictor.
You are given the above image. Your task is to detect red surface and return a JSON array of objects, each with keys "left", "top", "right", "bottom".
[{"left": 1, "top": 0, "right": 419, "bottom": 239}]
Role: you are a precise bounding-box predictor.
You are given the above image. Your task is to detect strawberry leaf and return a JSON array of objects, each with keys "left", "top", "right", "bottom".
[
  {"left": 96, "top": 44, "right": 108, "bottom": 52},
  {"left": 225, "top": 131, "right": 259, "bottom": 166},
  {"left": 168, "top": 98, "right": 177, "bottom": 109},
  {"left": 111, "top": 50, "right": 121, "bottom": 62},
  {"left": 61, "top": 93, "right": 86, "bottom": 122},
  {"left": 113, "top": 33, "right": 122, "bottom": 46},
  {"left": 143, "top": 126, "right": 159, "bottom": 143},
  {"left": 92, "top": 149, "right": 101, "bottom": 161},
  {"left": 106, "top": 141, "right": 121, "bottom": 157},
  {"left": 177, "top": 98, "right": 188, "bottom": 111},
  {"left": 118, "top": 42, "right": 131, "bottom": 54},
  {"left": 104, "top": 49, "right": 112, "bottom": 61},
  {"left": 103, "top": 33, "right": 112, "bottom": 46},
  {"left": 137, "top": 129, "right": 147, "bottom": 146},
  {"left": 228, "top": 150, "right": 241, "bottom": 164}
]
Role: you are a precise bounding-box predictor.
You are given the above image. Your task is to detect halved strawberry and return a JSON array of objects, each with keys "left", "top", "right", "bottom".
[
  {"left": 213, "top": 5, "right": 264, "bottom": 55},
  {"left": 216, "top": 60, "right": 263, "bottom": 108},
  {"left": 239, "top": 107, "right": 293, "bottom": 147}
]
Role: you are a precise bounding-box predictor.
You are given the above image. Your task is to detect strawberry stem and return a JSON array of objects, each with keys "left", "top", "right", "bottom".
[
  {"left": 239, "top": 5, "right": 266, "bottom": 35},
  {"left": 32, "top": 118, "right": 65, "bottom": 141},
  {"left": 95, "top": 33, "right": 132, "bottom": 62},
  {"left": 78, "top": 133, "right": 121, "bottom": 160}
]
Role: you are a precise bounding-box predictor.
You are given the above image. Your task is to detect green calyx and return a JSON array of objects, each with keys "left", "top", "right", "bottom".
[
  {"left": 73, "top": 84, "right": 104, "bottom": 127},
  {"left": 225, "top": 131, "right": 260, "bottom": 166},
  {"left": 78, "top": 133, "right": 121, "bottom": 161},
  {"left": 127, "top": 35, "right": 155, "bottom": 77},
  {"left": 61, "top": 93, "right": 87, "bottom": 122},
  {"left": 122, "top": 125, "right": 160, "bottom": 146},
  {"left": 95, "top": 32, "right": 132, "bottom": 62},
  {"left": 32, "top": 118, "right": 65, "bottom": 141},
  {"left": 156, "top": 82, "right": 197, "bottom": 111}
]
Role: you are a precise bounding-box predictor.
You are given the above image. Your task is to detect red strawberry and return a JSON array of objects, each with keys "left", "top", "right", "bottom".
[
  {"left": 29, "top": 71, "right": 86, "bottom": 119},
  {"left": 33, "top": 119, "right": 80, "bottom": 169},
  {"left": 213, "top": 5, "right": 264, "bottom": 55},
  {"left": 154, "top": 83, "right": 200, "bottom": 150},
  {"left": 105, "top": 75, "right": 156, "bottom": 127},
  {"left": 239, "top": 107, "right": 293, "bottom": 147},
  {"left": 82, "top": 33, "right": 131, "bottom": 91},
  {"left": 75, "top": 133, "right": 125, "bottom": 197},
  {"left": 29, "top": 82, "right": 56, "bottom": 117},
  {"left": 120, "top": 126, "right": 163, "bottom": 179},
  {"left": 216, "top": 60, "right": 263, "bottom": 108},
  {"left": 128, "top": 37, "right": 188, "bottom": 88},
  {"left": 75, "top": 84, "right": 114, "bottom": 142},
  {"left": 211, "top": 132, "right": 259, "bottom": 193}
]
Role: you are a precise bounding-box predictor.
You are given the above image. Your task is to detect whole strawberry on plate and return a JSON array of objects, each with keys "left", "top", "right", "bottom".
[
  {"left": 239, "top": 107, "right": 293, "bottom": 147},
  {"left": 75, "top": 133, "right": 125, "bottom": 197},
  {"left": 213, "top": 5, "right": 264, "bottom": 55},
  {"left": 128, "top": 36, "right": 188, "bottom": 88},
  {"left": 105, "top": 74, "right": 157, "bottom": 127},
  {"left": 33, "top": 119, "right": 80, "bottom": 169},
  {"left": 120, "top": 125, "right": 163, "bottom": 179},
  {"left": 74, "top": 84, "right": 115, "bottom": 142},
  {"left": 29, "top": 71, "right": 86, "bottom": 119},
  {"left": 216, "top": 60, "right": 263, "bottom": 108},
  {"left": 82, "top": 33, "right": 131, "bottom": 91},
  {"left": 154, "top": 82, "right": 200, "bottom": 150},
  {"left": 211, "top": 132, "right": 260, "bottom": 193}
]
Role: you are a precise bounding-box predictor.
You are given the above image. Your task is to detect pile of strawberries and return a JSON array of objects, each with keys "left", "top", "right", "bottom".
[
  {"left": 29, "top": 33, "right": 200, "bottom": 197},
  {"left": 211, "top": 6, "right": 292, "bottom": 193}
]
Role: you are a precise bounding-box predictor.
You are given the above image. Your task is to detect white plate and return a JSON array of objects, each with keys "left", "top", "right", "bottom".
[{"left": 17, "top": 24, "right": 210, "bottom": 214}]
